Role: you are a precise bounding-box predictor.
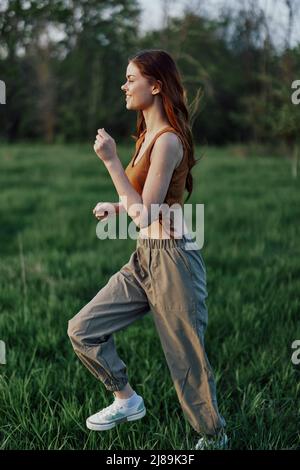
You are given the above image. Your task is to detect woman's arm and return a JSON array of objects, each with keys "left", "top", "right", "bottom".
[
  {"left": 115, "top": 200, "right": 127, "bottom": 215},
  {"left": 94, "top": 128, "right": 181, "bottom": 229},
  {"left": 106, "top": 133, "right": 181, "bottom": 229}
]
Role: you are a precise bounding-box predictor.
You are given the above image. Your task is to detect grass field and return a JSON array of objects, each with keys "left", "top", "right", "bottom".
[{"left": 0, "top": 142, "right": 299, "bottom": 450}]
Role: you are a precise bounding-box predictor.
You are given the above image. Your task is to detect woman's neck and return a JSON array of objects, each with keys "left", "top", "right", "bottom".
[{"left": 142, "top": 99, "right": 170, "bottom": 134}]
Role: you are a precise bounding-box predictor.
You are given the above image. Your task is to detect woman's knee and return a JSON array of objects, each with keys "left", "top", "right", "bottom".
[
  {"left": 67, "top": 311, "right": 105, "bottom": 347},
  {"left": 67, "top": 314, "right": 83, "bottom": 343}
]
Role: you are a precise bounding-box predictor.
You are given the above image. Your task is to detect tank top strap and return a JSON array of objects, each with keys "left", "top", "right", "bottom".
[
  {"left": 144, "top": 126, "right": 177, "bottom": 158},
  {"left": 132, "top": 129, "right": 147, "bottom": 159},
  {"left": 131, "top": 126, "right": 180, "bottom": 167}
]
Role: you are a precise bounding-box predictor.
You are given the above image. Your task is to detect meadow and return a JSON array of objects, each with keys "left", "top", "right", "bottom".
[{"left": 0, "top": 142, "right": 299, "bottom": 449}]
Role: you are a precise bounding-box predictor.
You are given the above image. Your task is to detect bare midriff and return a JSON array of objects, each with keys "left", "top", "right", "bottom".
[{"left": 138, "top": 211, "right": 190, "bottom": 239}]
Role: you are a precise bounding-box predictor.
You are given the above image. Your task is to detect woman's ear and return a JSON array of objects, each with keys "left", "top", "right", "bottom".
[{"left": 152, "top": 79, "right": 162, "bottom": 95}]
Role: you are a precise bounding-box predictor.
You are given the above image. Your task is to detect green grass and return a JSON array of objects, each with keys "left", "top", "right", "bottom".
[{"left": 0, "top": 142, "right": 299, "bottom": 450}]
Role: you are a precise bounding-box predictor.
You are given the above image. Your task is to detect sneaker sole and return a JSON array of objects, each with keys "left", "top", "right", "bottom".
[{"left": 86, "top": 407, "right": 146, "bottom": 431}]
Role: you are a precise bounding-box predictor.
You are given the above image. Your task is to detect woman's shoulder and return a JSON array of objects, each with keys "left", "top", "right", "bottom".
[{"left": 151, "top": 129, "right": 184, "bottom": 168}]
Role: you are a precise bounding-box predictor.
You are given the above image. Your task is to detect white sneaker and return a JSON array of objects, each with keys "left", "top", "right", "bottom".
[
  {"left": 195, "top": 432, "right": 229, "bottom": 450},
  {"left": 86, "top": 394, "right": 146, "bottom": 431}
]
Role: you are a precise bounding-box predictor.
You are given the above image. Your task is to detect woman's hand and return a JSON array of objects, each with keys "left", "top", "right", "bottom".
[
  {"left": 92, "top": 202, "right": 117, "bottom": 221},
  {"left": 93, "top": 128, "right": 118, "bottom": 165}
]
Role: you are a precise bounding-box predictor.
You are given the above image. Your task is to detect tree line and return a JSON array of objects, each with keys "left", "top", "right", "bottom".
[{"left": 0, "top": 0, "right": 299, "bottom": 154}]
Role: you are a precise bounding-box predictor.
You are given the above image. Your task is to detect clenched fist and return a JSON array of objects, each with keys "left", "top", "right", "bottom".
[
  {"left": 93, "top": 202, "right": 117, "bottom": 221},
  {"left": 93, "top": 128, "right": 117, "bottom": 164}
]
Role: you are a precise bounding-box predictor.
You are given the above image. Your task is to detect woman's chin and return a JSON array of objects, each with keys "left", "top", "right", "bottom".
[{"left": 126, "top": 102, "right": 136, "bottom": 110}]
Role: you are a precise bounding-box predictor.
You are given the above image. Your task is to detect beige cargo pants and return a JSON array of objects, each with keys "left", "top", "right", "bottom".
[{"left": 67, "top": 234, "right": 226, "bottom": 436}]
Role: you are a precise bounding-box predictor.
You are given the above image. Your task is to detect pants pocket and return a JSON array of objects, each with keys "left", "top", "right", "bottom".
[
  {"left": 154, "top": 249, "right": 196, "bottom": 312},
  {"left": 175, "top": 246, "right": 194, "bottom": 277}
]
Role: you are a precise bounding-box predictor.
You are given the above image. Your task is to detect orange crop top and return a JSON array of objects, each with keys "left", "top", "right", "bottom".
[{"left": 125, "top": 126, "right": 189, "bottom": 237}]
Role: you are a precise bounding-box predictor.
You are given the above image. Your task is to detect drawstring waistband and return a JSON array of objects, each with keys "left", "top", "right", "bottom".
[{"left": 136, "top": 233, "right": 194, "bottom": 249}]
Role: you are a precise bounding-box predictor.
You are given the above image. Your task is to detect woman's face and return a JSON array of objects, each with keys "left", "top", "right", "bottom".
[{"left": 121, "top": 61, "right": 160, "bottom": 110}]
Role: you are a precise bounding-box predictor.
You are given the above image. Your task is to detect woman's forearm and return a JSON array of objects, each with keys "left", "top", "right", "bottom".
[
  {"left": 115, "top": 201, "right": 127, "bottom": 215},
  {"left": 106, "top": 158, "right": 143, "bottom": 226}
]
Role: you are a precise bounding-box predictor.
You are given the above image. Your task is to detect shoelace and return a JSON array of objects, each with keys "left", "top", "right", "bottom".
[{"left": 97, "top": 400, "right": 125, "bottom": 418}]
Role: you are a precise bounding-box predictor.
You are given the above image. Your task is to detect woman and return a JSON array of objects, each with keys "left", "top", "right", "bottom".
[{"left": 67, "top": 49, "right": 228, "bottom": 450}]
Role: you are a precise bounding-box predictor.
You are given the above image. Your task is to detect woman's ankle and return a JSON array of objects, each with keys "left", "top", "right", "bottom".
[{"left": 113, "top": 383, "right": 135, "bottom": 399}]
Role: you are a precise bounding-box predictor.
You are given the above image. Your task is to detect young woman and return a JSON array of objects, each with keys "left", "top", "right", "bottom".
[{"left": 67, "top": 49, "right": 228, "bottom": 450}]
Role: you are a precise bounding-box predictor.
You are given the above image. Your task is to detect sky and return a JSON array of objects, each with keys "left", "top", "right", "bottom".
[{"left": 138, "top": 0, "right": 300, "bottom": 48}]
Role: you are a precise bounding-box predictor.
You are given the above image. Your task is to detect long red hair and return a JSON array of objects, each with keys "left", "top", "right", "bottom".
[{"left": 128, "top": 49, "right": 200, "bottom": 203}]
